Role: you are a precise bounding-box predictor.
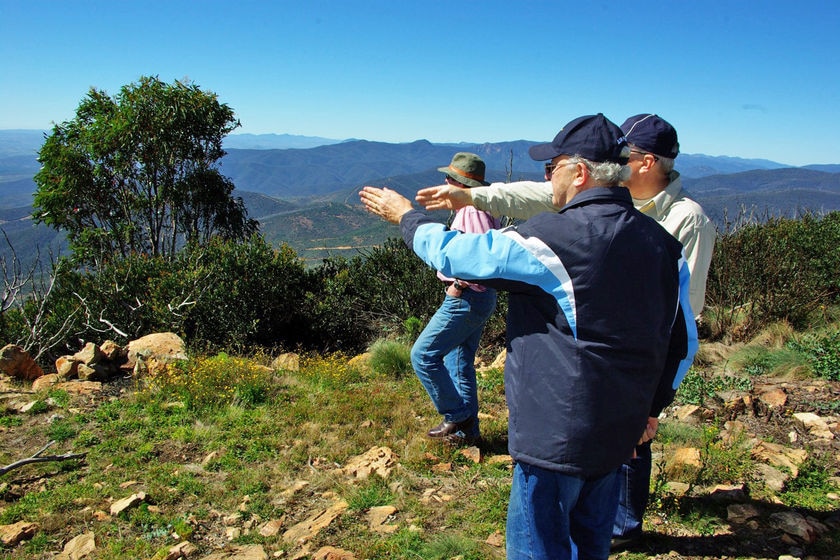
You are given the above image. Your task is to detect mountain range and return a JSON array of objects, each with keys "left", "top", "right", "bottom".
[{"left": 1, "top": 130, "right": 839, "bottom": 265}]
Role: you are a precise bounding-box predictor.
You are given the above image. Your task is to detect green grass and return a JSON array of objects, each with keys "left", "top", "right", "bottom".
[
  {"left": 1, "top": 344, "right": 838, "bottom": 559},
  {"left": 0, "top": 414, "right": 23, "bottom": 428},
  {"left": 0, "top": 350, "right": 513, "bottom": 559},
  {"left": 346, "top": 476, "right": 395, "bottom": 511},
  {"left": 780, "top": 457, "right": 840, "bottom": 510}
]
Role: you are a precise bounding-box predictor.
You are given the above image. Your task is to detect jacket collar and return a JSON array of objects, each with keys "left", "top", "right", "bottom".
[
  {"left": 634, "top": 171, "right": 682, "bottom": 217},
  {"left": 561, "top": 186, "right": 633, "bottom": 213}
]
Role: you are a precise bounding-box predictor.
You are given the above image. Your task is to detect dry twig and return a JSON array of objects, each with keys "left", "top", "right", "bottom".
[{"left": 0, "top": 440, "right": 87, "bottom": 476}]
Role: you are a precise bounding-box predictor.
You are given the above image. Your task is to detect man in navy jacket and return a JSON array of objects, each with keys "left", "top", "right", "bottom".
[{"left": 360, "top": 114, "right": 697, "bottom": 560}]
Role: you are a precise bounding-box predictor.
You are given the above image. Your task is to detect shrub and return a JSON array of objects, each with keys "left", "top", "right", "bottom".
[
  {"left": 298, "top": 353, "right": 365, "bottom": 389},
  {"left": 144, "top": 353, "right": 274, "bottom": 412},
  {"left": 307, "top": 239, "right": 443, "bottom": 354},
  {"left": 11, "top": 230, "right": 509, "bottom": 365},
  {"left": 707, "top": 211, "right": 840, "bottom": 340},
  {"left": 675, "top": 368, "right": 752, "bottom": 406},
  {"left": 402, "top": 316, "right": 424, "bottom": 343},
  {"left": 367, "top": 339, "right": 413, "bottom": 378},
  {"left": 786, "top": 330, "right": 840, "bottom": 380},
  {"left": 695, "top": 425, "right": 754, "bottom": 486},
  {"left": 37, "top": 236, "right": 314, "bottom": 357},
  {"left": 780, "top": 456, "right": 840, "bottom": 510},
  {"left": 177, "top": 236, "right": 314, "bottom": 353}
]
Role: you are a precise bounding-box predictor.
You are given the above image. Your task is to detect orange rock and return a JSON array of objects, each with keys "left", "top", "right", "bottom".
[{"left": 0, "top": 345, "right": 44, "bottom": 381}]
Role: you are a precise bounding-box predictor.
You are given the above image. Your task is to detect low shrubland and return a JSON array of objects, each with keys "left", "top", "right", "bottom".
[{"left": 4, "top": 210, "right": 840, "bottom": 369}]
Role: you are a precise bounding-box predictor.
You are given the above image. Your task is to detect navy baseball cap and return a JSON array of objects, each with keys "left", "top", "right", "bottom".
[
  {"left": 529, "top": 113, "right": 628, "bottom": 163},
  {"left": 620, "top": 114, "right": 679, "bottom": 158}
]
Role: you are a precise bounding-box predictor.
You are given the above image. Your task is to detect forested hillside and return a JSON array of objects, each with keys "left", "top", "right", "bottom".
[{"left": 2, "top": 129, "right": 839, "bottom": 266}]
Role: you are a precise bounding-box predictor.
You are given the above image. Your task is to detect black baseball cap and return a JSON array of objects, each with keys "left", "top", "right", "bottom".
[
  {"left": 529, "top": 113, "right": 628, "bottom": 163},
  {"left": 620, "top": 114, "right": 679, "bottom": 158}
]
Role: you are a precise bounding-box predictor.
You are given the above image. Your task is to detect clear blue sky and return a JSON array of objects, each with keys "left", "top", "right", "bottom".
[{"left": 2, "top": 0, "right": 839, "bottom": 166}]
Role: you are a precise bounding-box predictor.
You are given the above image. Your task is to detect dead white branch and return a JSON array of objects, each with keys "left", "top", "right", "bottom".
[{"left": 97, "top": 311, "right": 129, "bottom": 338}]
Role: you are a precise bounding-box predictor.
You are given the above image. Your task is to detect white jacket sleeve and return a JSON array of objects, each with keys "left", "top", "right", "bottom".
[{"left": 469, "top": 181, "right": 558, "bottom": 220}]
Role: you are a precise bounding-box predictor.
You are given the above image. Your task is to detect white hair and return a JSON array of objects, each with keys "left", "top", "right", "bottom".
[
  {"left": 569, "top": 156, "right": 630, "bottom": 185},
  {"left": 657, "top": 155, "right": 675, "bottom": 174}
]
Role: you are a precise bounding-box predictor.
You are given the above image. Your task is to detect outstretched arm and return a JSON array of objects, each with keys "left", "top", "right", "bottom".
[
  {"left": 415, "top": 184, "right": 473, "bottom": 211},
  {"left": 418, "top": 181, "right": 558, "bottom": 220}
]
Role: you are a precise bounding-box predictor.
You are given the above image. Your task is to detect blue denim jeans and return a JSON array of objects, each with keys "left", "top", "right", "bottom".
[
  {"left": 506, "top": 462, "right": 620, "bottom": 560},
  {"left": 411, "top": 287, "right": 496, "bottom": 434},
  {"left": 613, "top": 441, "right": 651, "bottom": 538}
]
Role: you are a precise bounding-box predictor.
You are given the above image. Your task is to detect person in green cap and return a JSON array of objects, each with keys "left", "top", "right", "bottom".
[{"left": 410, "top": 152, "right": 501, "bottom": 445}]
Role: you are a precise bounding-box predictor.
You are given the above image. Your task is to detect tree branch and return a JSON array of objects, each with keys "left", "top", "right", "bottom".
[{"left": 0, "top": 441, "right": 87, "bottom": 477}]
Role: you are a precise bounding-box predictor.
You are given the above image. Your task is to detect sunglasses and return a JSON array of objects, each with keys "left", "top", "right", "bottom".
[
  {"left": 544, "top": 160, "right": 577, "bottom": 177},
  {"left": 629, "top": 149, "right": 659, "bottom": 162}
]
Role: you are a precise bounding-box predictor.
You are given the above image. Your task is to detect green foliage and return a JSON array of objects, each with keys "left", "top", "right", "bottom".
[
  {"left": 780, "top": 456, "right": 840, "bottom": 510},
  {"left": 367, "top": 339, "right": 412, "bottom": 378},
  {"left": 75, "top": 429, "right": 101, "bottom": 448},
  {"left": 171, "top": 515, "right": 195, "bottom": 541},
  {"left": 402, "top": 316, "right": 424, "bottom": 342},
  {"left": 19, "top": 531, "right": 51, "bottom": 557},
  {"left": 654, "top": 422, "right": 753, "bottom": 490},
  {"left": 678, "top": 508, "right": 727, "bottom": 537},
  {"left": 46, "top": 389, "right": 71, "bottom": 408},
  {"left": 47, "top": 419, "right": 78, "bottom": 442},
  {"left": 7, "top": 226, "right": 508, "bottom": 364},
  {"left": 707, "top": 211, "right": 840, "bottom": 339},
  {"left": 695, "top": 425, "right": 754, "bottom": 486},
  {"left": 144, "top": 353, "right": 274, "bottom": 412},
  {"left": 477, "top": 367, "right": 505, "bottom": 392},
  {"left": 25, "top": 400, "right": 49, "bottom": 414},
  {"left": 298, "top": 353, "right": 365, "bottom": 389},
  {"left": 38, "top": 236, "right": 313, "bottom": 354},
  {"left": 805, "top": 398, "right": 840, "bottom": 415},
  {"left": 307, "top": 239, "right": 443, "bottom": 353},
  {"left": 787, "top": 330, "right": 840, "bottom": 380},
  {"left": 739, "top": 351, "right": 777, "bottom": 376},
  {"left": 0, "top": 414, "right": 23, "bottom": 428},
  {"left": 33, "top": 75, "right": 255, "bottom": 264},
  {"left": 675, "top": 368, "right": 752, "bottom": 406},
  {"left": 176, "top": 237, "right": 314, "bottom": 352}
]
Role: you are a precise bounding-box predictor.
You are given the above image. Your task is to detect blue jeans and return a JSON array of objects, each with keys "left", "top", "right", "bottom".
[
  {"left": 411, "top": 287, "right": 496, "bottom": 435},
  {"left": 506, "top": 462, "right": 620, "bottom": 560},
  {"left": 613, "top": 441, "right": 651, "bottom": 538}
]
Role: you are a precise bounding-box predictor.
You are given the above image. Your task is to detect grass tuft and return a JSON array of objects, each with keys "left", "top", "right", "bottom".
[{"left": 367, "top": 339, "right": 413, "bottom": 378}]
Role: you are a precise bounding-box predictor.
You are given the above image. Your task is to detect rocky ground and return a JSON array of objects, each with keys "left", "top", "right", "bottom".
[
  {"left": 614, "top": 370, "right": 840, "bottom": 560},
  {"left": 1, "top": 340, "right": 839, "bottom": 559}
]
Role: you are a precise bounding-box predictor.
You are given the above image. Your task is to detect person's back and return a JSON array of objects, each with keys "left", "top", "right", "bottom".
[{"left": 503, "top": 186, "right": 685, "bottom": 476}]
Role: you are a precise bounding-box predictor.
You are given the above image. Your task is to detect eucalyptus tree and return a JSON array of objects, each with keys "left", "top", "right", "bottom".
[{"left": 33, "top": 76, "right": 257, "bottom": 264}]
